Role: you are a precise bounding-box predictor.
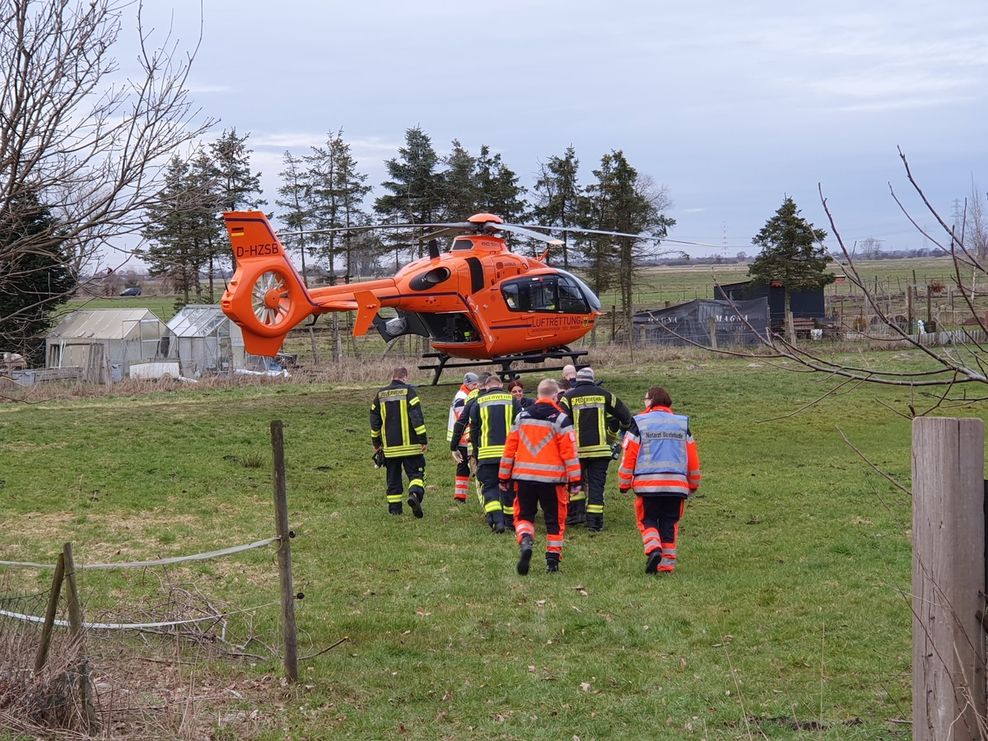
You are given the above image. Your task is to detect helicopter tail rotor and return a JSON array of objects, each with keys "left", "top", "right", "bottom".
[{"left": 221, "top": 211, "right": 314, "bottom": 356}]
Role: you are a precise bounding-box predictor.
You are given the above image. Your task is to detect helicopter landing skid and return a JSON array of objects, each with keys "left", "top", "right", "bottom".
[{"left": 419, "top": 348, "right": 588, "bottom": 386}]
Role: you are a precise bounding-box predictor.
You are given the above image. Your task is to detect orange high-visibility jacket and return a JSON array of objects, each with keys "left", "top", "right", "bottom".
[
  {"left": 498, "top": 398, "right": 582, "bottom": 485},
  {"left": 618, "top": 405, "right": 700, "bottom": 497}
]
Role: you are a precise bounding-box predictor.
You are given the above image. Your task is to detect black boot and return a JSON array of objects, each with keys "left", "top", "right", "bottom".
[
  {"left": 517, "top": 535, "right": 533, "bottom": 575},
  {"left": 546, "top": 553, "right": 560, "bottom": 573},
  {"left": 388, "top": 503, "right": 403, "bottom": 516},
  {"left": 492, "top": 510, "right": 506, "bottom": 534},
  {"left": 645, "top": 550, "right": 662, "bottom": 574},
  {"left": 566, "top": 499, "right": 586, "bottom": 526},
  {"left": 586, "top": 513, "right": 604, "bottom": 533},
  {"left": 407, "top": 492, "right": 423, "bottom": 519},
  {"left": 503, "top": 513, "right": 515, "bottom": 532}
]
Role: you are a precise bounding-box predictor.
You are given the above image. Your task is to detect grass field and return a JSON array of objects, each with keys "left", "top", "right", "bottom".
[{"left": 3, "top": 348, "right": 979, "bottom": 738}]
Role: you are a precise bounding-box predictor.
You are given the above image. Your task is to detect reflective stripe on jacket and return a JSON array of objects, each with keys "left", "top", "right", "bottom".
[
  {"left": 498, "top": 399, "right": 581, "bottom": 484},
  {"left": 371, "top": 380, "right": 427, "bottom": 457},
  {"left": 618, "top": 406, "right": 700, "bottom": 497},
  {"left": 469, "top": 390, "right": 521, "bottom": 460},
  {"left": 560, "top": 381, "right": 633, "bottom": 458},
  {"left": 447, "top": 385, "right": 471, "bottom": 443}
]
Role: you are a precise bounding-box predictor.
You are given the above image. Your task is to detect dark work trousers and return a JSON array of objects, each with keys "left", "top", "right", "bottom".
[
  {"left": 385, "top": 454, "right": 426, "bottom": 504},
  {"left": 581, "top": 457, "right": 611, "bottom": 515},
  {"left": 635, "top": 495, "right": 686, "bottom": 556},
  {"left": 476, "top": 462, "right": 502, "bottom": 516}
]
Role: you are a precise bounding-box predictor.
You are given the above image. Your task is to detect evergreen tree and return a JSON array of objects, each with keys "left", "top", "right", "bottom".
[
  {"left": 307, "top": 130, "right": 371, "bottom": 284},
  {"left": 440, "top": 139, "right": 479, "bottom": 220},
  {"left": 0, "top": 191, "right": 76, "bottom": 364},
  {"left": 276, "top": 151, "right": 315, "bottom": 286},
  {"left": 583, "top": 150, "right": 674, "bottom": 327},
  {"left": 188, "top": 150, "right": 224, "bottom": 301},
  {"left": 474, "top": 145, "right": 527, "bottom": 223},
  {"left": 374, "top": 126, "right": 444, "bottom": 260},
  {"left": 531, "top": 146, "right": 582, "bottom": 268},
  {"left": 141, "top": 155, "right": 206, "bottom": 308},
  {"left": 748, "top": 196, "right": 833, "bottom": 329},
  {"left": 210, "top": 129, "right": 266, "bottom": 272}
]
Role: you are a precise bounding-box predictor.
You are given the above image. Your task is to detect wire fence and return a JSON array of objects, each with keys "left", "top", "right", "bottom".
[{"left": 0, "top": 535, "right": 290, "bottom": 738}]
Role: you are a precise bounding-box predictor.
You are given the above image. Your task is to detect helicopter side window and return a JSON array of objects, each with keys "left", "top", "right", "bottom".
[{"left": 451, "top": 238, "right": 474, "bottom": 251}]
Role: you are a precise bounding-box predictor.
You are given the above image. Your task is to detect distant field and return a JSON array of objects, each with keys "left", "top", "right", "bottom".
[
  {"left": 596, "top": 256, "right": 961, "bottom": 308},
  {"left": 2, "top": 349, "right": 974, "bottom": 737}
]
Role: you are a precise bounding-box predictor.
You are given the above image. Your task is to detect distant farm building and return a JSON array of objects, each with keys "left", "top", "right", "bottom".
[
  {"left": 632, "top": 298, "right": 770, "bottom": 346},
  {"left": 714, "top": 280, "right": 825, "bottom": 327},
  {"left": 46, "top": 309, "right": 171, "bottom": 383},
  {"left": 165, "top": 304, "right": 251, "bottom": 378}
]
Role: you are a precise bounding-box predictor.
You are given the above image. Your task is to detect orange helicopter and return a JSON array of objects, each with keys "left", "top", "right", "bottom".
[{"left": 221, "top": 211, "right": 640, "bottom": 383}]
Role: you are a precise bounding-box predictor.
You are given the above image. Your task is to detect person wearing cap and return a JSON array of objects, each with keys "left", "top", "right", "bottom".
[
  {"left": 499, "top": 378, "right": 582, "bottom": 574},
  {"left": 370, "top": 367, "right": 429, "bottom": 517},
  {"left": 448, "top": 372, "right": 481, "bottom": 503},
  {"left": 560, "top": 366, "right": 633, "bottom": 532},
  {"left": 618, "top": 386, "right": 701, "bottom": 574}
]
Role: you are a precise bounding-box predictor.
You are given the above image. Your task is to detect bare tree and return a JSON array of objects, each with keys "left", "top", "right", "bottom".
[{"left": 0, "top": 0, "right": 212, "bottom": 349}]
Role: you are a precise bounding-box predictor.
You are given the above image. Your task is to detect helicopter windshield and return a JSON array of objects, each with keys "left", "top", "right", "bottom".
[
  {"left": 556, "top": 270, "right": 602, "bottom": 312},
  {"left": 501, "top": 273, "right": 598, "bottom": 314}
]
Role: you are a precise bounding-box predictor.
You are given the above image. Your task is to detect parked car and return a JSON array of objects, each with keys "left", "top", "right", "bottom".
[{"left": 119, "top": 286, "right": 142, "bottom": 297}]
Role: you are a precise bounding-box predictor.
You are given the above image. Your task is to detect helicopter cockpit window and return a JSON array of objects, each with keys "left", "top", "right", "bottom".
[
  {"left": 451, "top": 238, "right": 474, "bottom": 251},
  {"left": 501, "top": 275, "right": 590, "bottom": 314}
]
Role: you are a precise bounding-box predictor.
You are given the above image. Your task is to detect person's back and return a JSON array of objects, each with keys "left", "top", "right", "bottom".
[{"left": 370, "top": 367, "right": 428, "bottom": 517}]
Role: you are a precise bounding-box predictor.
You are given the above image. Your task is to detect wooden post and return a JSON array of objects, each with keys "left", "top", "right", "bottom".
[
  {"left": 270, "top": 420, "right": 299, "bottom": 683},
  {"left": 610, "top": 305, "right": 616, "bottom": 343},
  {"left": 309, "top": 326, "right": 320, "bottom": 366},
  {"left": 912, "top": 417, "right": 986, "bottom": 740},
  {"left": 707, "top": 315, "right": 717, "bottom": 349},
  {"left": 34, "top": 553, "right": 65, "bottom": 673},
  {"left": 926, "top": 288, "right": 932, "bottom": 327},
  {"left": 62, "top": 543, "right": 97, "bottom": 731},
  {"left": 907, "top": 290, "right": 914, "bottom": 331},
  {"left": 785, "top": 310, "right": 796, "bottom": 344}
]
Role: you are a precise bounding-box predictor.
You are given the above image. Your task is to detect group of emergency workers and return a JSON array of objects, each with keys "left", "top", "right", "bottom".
[{"left": 370, "top": 364, "right": 701, "bottom": 575}]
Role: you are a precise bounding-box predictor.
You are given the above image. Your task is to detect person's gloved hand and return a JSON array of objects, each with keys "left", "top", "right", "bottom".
[
  {"left": 372, "top": 448, "right": 385, "bottom": 468},
  {"left": 569, "top": 481, "right": 583, "bottom": 495}
]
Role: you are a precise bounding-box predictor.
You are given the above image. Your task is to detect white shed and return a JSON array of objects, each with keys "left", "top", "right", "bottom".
[
  {"left": 165, "top": 304, "right": 249, "bottom": 377},
  {"left": 46, "top": 309, "right": 172, "bottom": 383}
]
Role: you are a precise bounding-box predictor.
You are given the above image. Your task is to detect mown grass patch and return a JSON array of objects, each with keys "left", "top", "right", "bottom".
[{"left": 1, "top": 351, "right": 975, "bottom": 737}]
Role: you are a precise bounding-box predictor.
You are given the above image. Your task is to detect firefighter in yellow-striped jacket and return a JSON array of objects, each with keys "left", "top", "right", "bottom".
[
  {"left": 467, "top": 375, "right": 522, "bottom": 533},
  {"left": 560, "top": 367, "right": 632, "bottom": 532},
  {"left": 370, "top": 367, "right": 428, "bottom": 518}
]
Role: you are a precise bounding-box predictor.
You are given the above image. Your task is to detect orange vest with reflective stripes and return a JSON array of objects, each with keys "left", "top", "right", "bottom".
[{"left": 498, "top": 398, "right": 581, "bottom": 485}]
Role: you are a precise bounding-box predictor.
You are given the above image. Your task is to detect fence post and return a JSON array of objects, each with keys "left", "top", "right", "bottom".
[
  {"left": 63, "top": 543, "right": 98, "bottom": 731},
  {"left": 270, "top": 420, "right": 299, "bottom": 683},
  {"left": 707, "top": 316, "right": 717, "bottom": 349},
  {"left": 912, "top": 417, "right": 986, "bottom": 740},
  {"left": 33, "top": 552, "right": 65, "bottom": 674}
]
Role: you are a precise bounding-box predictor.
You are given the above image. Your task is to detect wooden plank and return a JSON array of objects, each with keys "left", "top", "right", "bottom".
[{"left": 912, "top": 417, "right": 986, "bottom": 740}]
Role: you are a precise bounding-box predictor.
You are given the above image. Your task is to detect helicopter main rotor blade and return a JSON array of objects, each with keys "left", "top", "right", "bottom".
[
  {"left": 494, "top": 222, "right": 563, "bottom": 246},
  {"left": 276, "top": 222, "right": 474, "bottom": 238},
  {"left": 514, "top": 224, "right": 670, "bottom": 242},
  {"left": 418, "top": 226, "right": 474, "bottom": 242}
]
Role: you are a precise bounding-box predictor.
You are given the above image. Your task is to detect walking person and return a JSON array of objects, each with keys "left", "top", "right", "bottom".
[
  {"left": 467, "top": 375, "right": 522, "bottom": 532},
  {"left": 499, "top": 379, "right": 582, "bottom": 574},
  {"left": 560, "top": 367, "right": 632, "bottom": 532},
  {"left": 370, "top": 367, "right": 429, "bottom": 518},
  {"left": 618, "top": 386, "right": 701, "bottom": 574},
  {"left": 447, "top": 372, "right": 480, "bottom": 503}
]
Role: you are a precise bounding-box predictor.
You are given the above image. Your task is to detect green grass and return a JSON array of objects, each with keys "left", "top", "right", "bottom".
[{"left": 2, "top": 351, "right": 978, "bottom": 737}]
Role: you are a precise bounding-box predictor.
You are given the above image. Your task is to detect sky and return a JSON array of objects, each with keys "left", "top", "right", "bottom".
[{"left": 126, "top": 1, "right": 988, "bottom": 259}]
